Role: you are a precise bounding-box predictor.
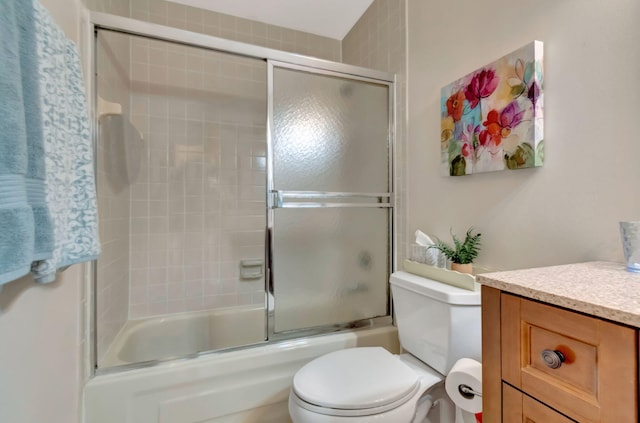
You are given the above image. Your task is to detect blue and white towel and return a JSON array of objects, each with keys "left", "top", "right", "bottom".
[
  {"left": 31, "top": 1, "right": 101, "bottom": 283},
  {"left": 0, "top": 0, "right": 54, "bottom": 286}
]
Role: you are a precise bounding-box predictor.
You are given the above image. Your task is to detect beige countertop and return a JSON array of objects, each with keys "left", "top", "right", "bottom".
[{"left": 477, "top": 261, "right": 640, "bottom": 327}]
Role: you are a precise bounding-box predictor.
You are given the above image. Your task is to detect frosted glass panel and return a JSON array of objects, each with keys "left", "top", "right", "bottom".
[
  {"left": 273, "top": 67, "right": 390, "bottom": 193},
  {"left": 272, "top": 208, "right": 389, "bottom": 332}
]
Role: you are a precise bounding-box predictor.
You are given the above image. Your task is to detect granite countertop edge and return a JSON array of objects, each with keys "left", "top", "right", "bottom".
[{"left": 476, "top": 261, "right": 640, "bottom": 328}]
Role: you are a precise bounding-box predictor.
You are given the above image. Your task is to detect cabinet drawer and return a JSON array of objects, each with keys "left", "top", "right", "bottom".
[
  {"left": 503, "top": 383, "right": 575, "bottom": 422},
  {"left": 501, "top": 294, "right": 637, "bottom": 422}
]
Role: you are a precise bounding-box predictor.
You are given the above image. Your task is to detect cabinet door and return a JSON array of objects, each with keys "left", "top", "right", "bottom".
[
  {"left": 503, "top": 383, "right": 575, "bottom": 423},
  {"left": 501, "top": 294, "right": 637, "bottom": 422}
]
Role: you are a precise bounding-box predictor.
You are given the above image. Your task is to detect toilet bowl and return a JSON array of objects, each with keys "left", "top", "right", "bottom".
[
  {"left": 289, "top": 348, "right": 453, "bottom": 423},
  {"left": 288, "top": 271, "right": 482, "bottom": 423}
]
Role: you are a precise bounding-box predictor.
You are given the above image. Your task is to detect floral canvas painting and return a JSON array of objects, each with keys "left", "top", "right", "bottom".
[{"left": 441, "top": 41, "right": 544, "bottom": 176}]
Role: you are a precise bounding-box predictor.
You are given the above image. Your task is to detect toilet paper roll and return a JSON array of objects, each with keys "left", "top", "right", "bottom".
[{"left": 445, "top": 358, "right": 482, "bottom": 413}]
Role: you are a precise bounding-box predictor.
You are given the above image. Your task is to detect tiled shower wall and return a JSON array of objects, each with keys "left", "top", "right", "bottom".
[
  {"left": 127, "top": 37, "right": 267, "bottom": 318},
  {"left": 85, "top": 1, "right": 343, "bottom": 321},
  {"left": 90, "top": 0, "right": 405, "bottom": 323},
  {"left": 95, "top": 29, "right": 131, "bottom": 360},
  {"left": 121, "top": 2, "right": 342, "bottom": 318},
  {"left": 342, "top": 0, "right": 408, "bottom": 265},
  {"left": 133, "top": 0, "right": 341, "bottom": 62},
  {"left": 83, "top": 0, "right": 129, "bottom": 16}
]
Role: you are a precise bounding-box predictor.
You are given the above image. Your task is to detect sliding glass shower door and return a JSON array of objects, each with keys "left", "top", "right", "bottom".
[
  {"left": 95, "top": 29, "right": 269, "bottom": 369},
  {"left": 94, "top": 26, "right": 394, "bottom": 370},
  {"left": 269, "top": 63, "right": 393, "bottom": 334}
]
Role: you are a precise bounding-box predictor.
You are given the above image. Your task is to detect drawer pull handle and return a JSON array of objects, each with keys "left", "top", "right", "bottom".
[{"left": 541, "top": 349, "right": 565, "bottom": 369}]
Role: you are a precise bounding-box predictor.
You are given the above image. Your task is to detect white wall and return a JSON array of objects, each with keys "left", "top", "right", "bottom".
[
  {"left": 0, "top": 268, "right": 84, "bottom": 423},
  {"left": 407, "top": 0, "right": 640, "bottom": 270},
  {"left": 0, "top": 1, "right": 87, "bottom": 423}
]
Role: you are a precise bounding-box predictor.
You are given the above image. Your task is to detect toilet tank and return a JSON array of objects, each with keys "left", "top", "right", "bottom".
[{"left": 389, "top": 271, "right": 481, "bottom": 375}]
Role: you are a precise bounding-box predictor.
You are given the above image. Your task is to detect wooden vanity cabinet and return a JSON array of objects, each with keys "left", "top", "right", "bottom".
[
  {"left": 502, "top": 383, "right": 574, "bottom": 423},
  {"left": 482, "top": 286, "right": 638, "bottom": 422}
]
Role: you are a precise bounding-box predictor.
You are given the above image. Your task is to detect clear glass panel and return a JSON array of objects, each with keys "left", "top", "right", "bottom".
[
  {"left": 95, "top": 30, "right": 267, "bottom": 368},
  {"left": 273, "top": 67, "right": 390, "bottom": 193},
  {"left": 272, "top": 208, "right": 389, "bottom": 332}
]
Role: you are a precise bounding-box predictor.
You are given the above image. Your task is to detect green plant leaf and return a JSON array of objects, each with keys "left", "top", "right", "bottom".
[{"left": 428, "top": 228, "right": 482, "bottom": 264}]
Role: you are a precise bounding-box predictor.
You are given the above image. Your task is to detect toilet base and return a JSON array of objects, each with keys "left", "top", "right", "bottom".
[{"left": 290, "top": 382, "right": 476, "bottom": 423}]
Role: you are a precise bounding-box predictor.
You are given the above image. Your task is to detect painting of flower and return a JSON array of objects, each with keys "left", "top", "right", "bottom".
[
  {"left": 441, "top": 41, "right": 544, "bottom": 176},
  {"left": 446, "top": 91, "right": 466, "bottom": 122},
  {"left": 464, "top": 69, "right": 499, "bottom": 109}
]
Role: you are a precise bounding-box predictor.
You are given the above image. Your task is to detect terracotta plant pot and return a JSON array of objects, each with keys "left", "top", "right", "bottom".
[{"left": 451, "top": 262, "right": 472, "bottom": 274}]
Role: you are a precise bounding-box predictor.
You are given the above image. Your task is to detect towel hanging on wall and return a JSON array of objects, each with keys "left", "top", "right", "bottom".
[
  {"left": 0, "top": 0, "right": 54, "bottom": 286},
  {"left": 0, "top": 0, "right": 100, "bottom": 287},
  {"left": 30, "top": 0, "right": 101, "bottom": 283}
]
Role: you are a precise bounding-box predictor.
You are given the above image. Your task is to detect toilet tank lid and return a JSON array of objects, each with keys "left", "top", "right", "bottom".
[
  {"left": 292, "top": 347, "right": 420, "bottom": 410},
  {"left": 390, "top": 271, "right": 481, "bottom": 305}
]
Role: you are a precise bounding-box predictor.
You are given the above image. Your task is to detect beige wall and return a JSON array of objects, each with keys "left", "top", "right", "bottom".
[
  {"left": 407, "top": 0, "right": 640, "bottom": 271},
  {"left": 343, "top": 0, "right": 408, "bottom": 265},
  {"left": 0, "top": 2, "right": 86, "bottom": 423}
]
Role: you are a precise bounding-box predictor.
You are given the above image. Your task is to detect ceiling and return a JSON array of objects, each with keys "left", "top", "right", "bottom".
[{"left": 167, "top": 0, "right": 374, "bottom": 40}]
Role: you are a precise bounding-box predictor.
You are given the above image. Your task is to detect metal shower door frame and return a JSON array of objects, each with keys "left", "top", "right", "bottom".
[
  {"left": 88, "top": 11, "right": 397, "bottom": 375},
  {"left": 265, "top": 60, "right": 396, "bottom": 341}
]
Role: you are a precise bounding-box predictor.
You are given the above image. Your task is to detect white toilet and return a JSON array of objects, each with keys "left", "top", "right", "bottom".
[{"left": 288, "top": 271, "right": 482, "bottom": 423}]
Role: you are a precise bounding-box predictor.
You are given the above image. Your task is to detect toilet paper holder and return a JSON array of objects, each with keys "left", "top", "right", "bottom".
[{"left": 458, "top": 384, "right": 482, "bottom": 399}]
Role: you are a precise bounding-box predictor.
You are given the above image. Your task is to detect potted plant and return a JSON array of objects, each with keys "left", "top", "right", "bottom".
[{"left": 429, "top": 228, "right": 482, "bottom": 274}]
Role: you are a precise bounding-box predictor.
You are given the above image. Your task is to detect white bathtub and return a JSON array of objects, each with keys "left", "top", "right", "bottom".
[
  {"left": 101, "top": 306, "right": 266, "bottom": 367},
  {"left": 85, "top": 325, "right": 399, "bottom": 423}
]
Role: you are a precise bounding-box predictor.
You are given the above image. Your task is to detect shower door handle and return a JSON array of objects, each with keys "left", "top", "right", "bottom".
[
  {"left": 272, "top": 190, "right": 284, "bottom": 208},
  {"left": 270, "top": 190, "right": 392, "bottom": 209}
]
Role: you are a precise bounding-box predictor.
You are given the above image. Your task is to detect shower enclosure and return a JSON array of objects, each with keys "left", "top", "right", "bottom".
[{"left": 93, "top": 13, "right": 395, "bottom": 371}]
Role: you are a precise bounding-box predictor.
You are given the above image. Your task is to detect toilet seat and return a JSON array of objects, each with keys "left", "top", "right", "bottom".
[
  {"left": 291, "top": 384, "right": 421, "bottom": 417},
  {"left": 291, "top": 347, "right": 424, "bottom": 417}
]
